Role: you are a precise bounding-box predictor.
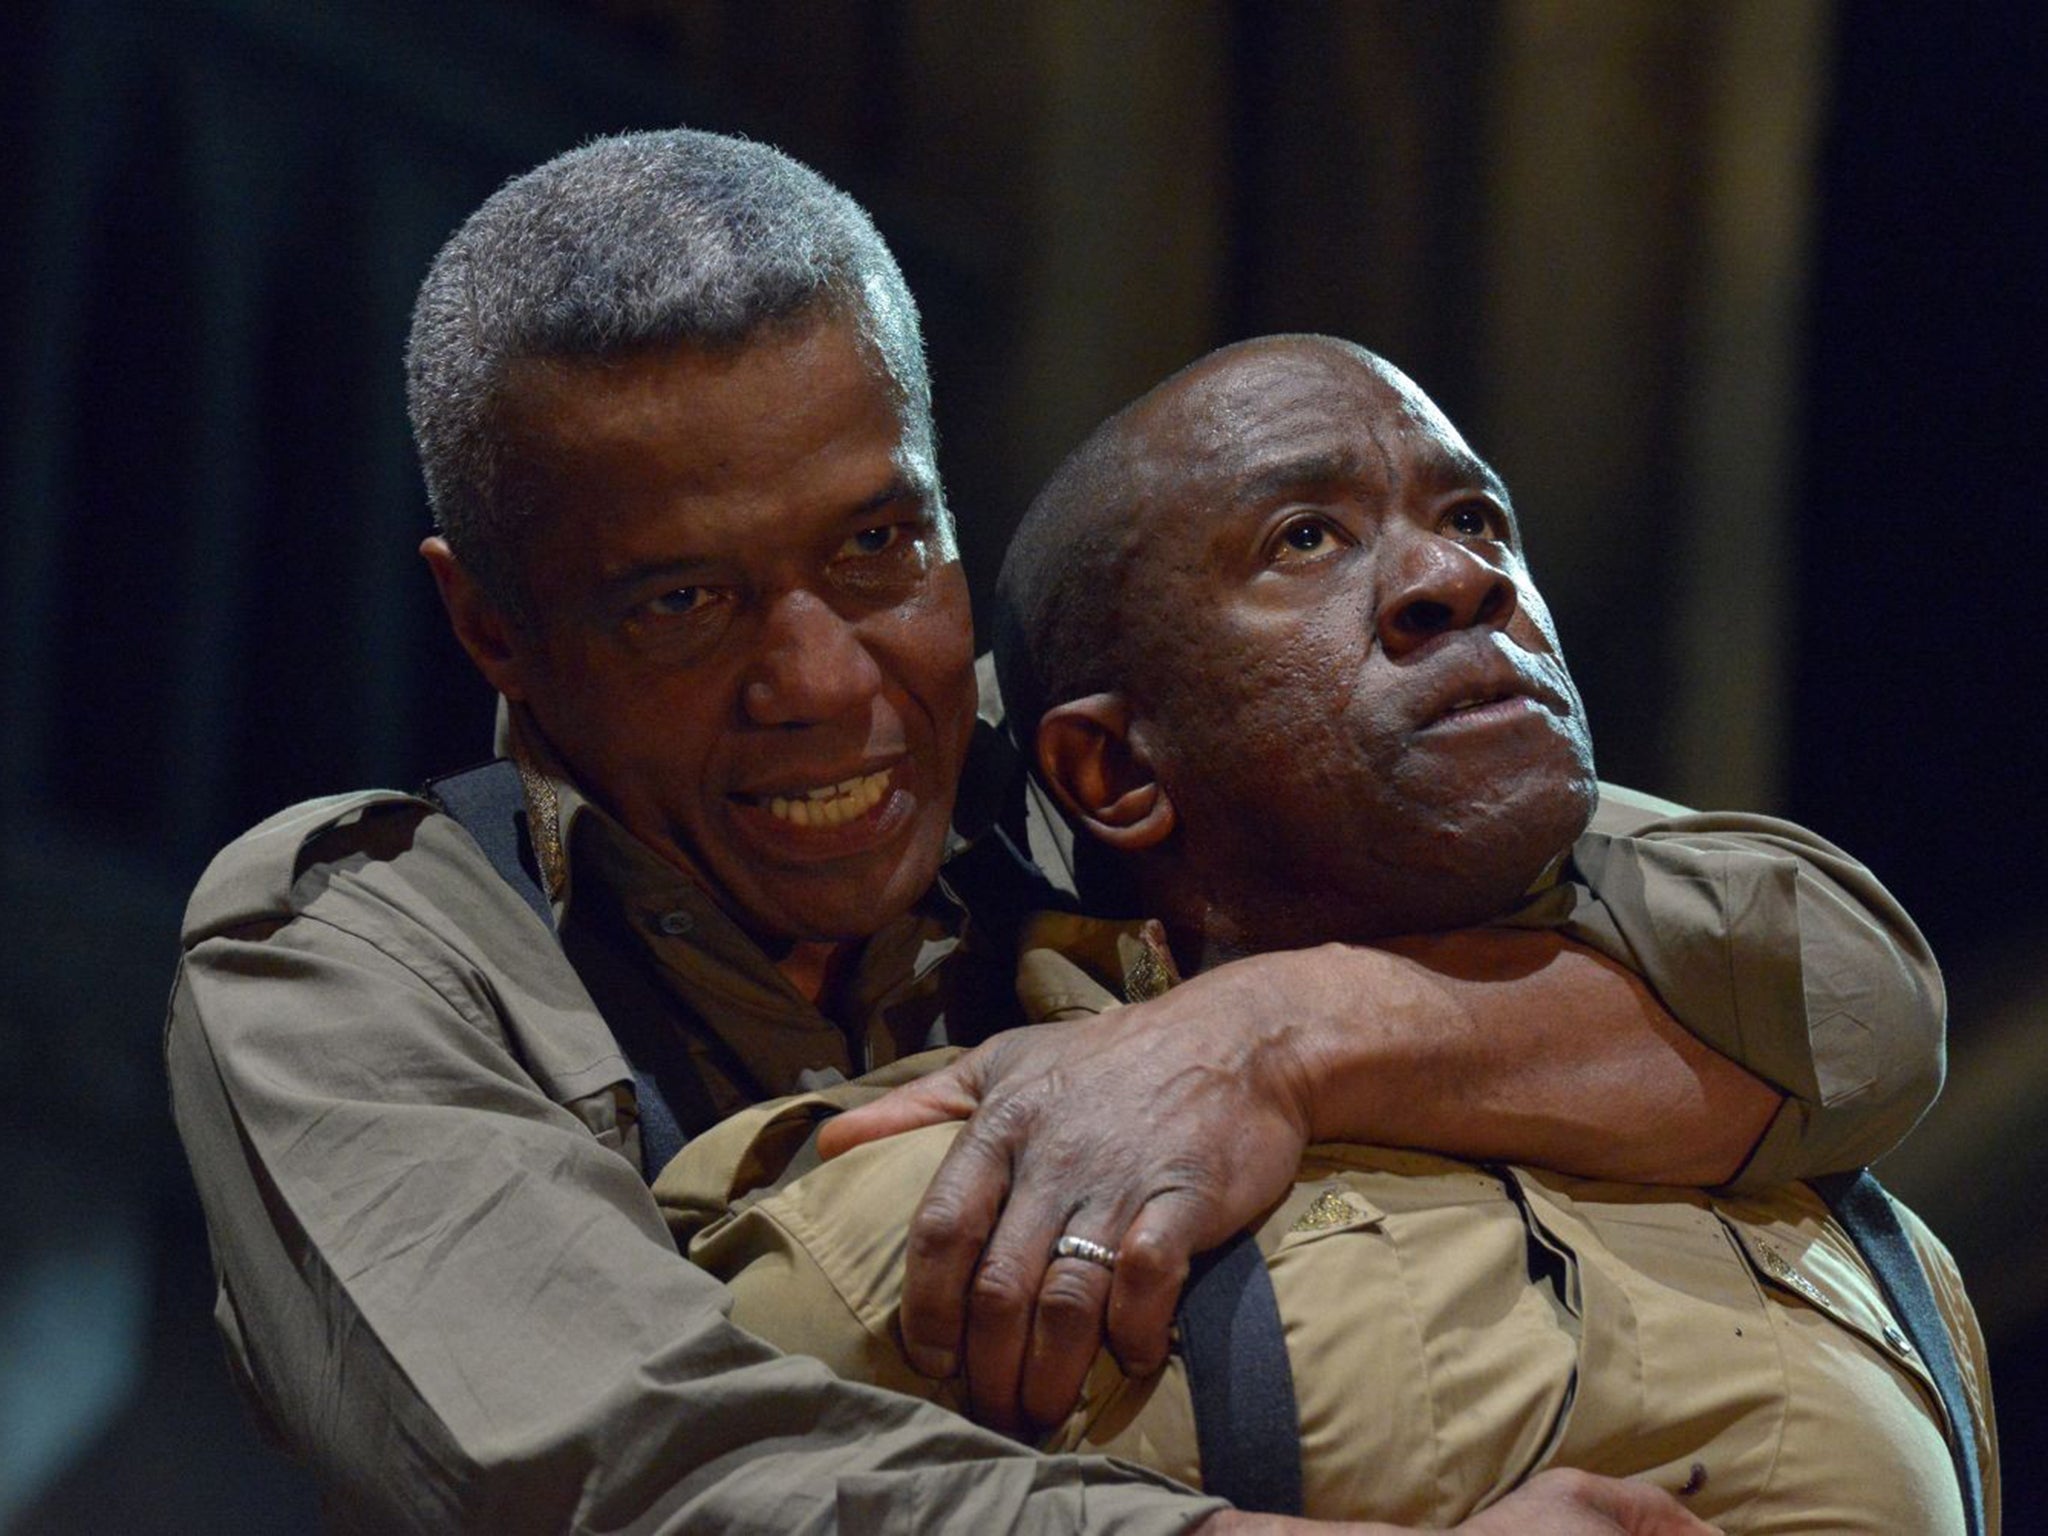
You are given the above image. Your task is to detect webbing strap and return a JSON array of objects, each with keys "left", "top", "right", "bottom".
[
  {"left": 422, "top": 760, "right": 551, "bottom": 930},
  {"left": 1170, "top": 1167, "right": 1986, "bottom": 1529},
  {"left": 1815, "top": 1169, "right": 1987, "bottom": 1536},
  {"left": 423, "top": 759, "right": 689, "bottom": 1181},
  {"left": 1174, "top": 1231, "right": 1304, "bottom": 1515}
]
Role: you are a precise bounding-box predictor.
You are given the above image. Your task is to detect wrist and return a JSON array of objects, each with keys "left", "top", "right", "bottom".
[{"left": 1216, "top": 942, "right": 1439, "bottom": 1145}]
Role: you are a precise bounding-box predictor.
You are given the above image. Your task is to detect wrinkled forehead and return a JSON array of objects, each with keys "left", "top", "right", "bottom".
[{"left": 1127, "top": 338, "right": 1502, "bottom": 515}]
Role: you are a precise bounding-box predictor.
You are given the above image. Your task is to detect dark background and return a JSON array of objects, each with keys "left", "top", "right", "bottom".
[{"left": 3, "top": 1, "right": 2040, "bottom": 1528}]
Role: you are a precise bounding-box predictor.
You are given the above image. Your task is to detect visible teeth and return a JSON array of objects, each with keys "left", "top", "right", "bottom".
[{"left": 766, "top": 769, "right": 890, "bottom": 827}]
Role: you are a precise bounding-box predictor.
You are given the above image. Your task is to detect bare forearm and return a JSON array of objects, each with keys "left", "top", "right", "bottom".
[
  {"left": 820, "top": 926, "right": 1779, "bottom": 1426},
  {"left": 1227, "top": 930, "right": 1779, "bottom": 1185}
]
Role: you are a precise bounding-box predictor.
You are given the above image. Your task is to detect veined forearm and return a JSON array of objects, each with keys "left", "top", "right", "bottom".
[{"left": 1224, "top": 931, "right": 1779, "bottom": 1185}]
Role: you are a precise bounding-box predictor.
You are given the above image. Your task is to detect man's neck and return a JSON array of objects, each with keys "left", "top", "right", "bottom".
[{"left": 774, "top": 938, "right": 857, "bottom": 1009}]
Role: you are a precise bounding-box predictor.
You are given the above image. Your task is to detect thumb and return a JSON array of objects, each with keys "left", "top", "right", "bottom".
[{"left": 815, "top": 1059, "right": 986, "bottom": 1159}]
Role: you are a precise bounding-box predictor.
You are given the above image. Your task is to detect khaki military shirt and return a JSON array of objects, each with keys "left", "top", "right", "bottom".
[
  {"left": 657, "top": 937, "right": 1998, "bottom": 1532},
  {"left": 166, "top": 695, "right": 1947, "bottom": 1530}
]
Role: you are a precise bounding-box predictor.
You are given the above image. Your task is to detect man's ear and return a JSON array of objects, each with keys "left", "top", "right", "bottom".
[
  {"left": 1035, "top": 693, "right": 1176, "bottom": 852},
  {"left": 420, "top": 537, "right": 532, "bottom": 701}
]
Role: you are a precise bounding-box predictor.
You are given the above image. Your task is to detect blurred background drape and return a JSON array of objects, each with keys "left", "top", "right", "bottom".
[{"left": 3, "top": 1, "right": 2040, "bottom": 1527}]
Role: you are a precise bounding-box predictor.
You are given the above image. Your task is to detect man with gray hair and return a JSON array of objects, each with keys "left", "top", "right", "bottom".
[{"left": 167, "top": 128, "right": 1944, "bottom": 1532}]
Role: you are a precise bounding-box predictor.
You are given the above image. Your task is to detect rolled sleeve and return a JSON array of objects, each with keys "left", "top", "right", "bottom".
[{"left": 1533, "top": 784, "right": 1945, "bottom": 1186}]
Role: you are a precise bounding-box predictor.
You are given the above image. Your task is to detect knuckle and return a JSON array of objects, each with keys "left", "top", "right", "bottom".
[
  {"left": 970, "top": 1086, "right": 1046, "bottom": 1145},
  {"left": 1152, "top": 1151, "right": 1228, "bottom": 1194},
  {"left": 1531, "top": 1466, "right": 1594, "bottom": 1500},
  {"left": 968, "top": 1260, "right": 1033, "bottom": 1321},
  {"left": 905, "top": 1206, "right": 974, "bottom": 1267},
  {"left": 1116, "top": 1228, "right": 1190, "bottom": 1290},
  {"left": 1035, "top": 1272, "right": 1106, "bottom": 1331}
]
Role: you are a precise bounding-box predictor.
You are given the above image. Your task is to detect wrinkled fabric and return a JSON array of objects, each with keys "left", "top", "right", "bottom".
[
  {"left": 169, "top": 798, "right": 1216, "bottom": 1534},
  {"left": 167, "top": 755, "right": 1944, "bottom": 1529},
  {"left": 658, "top": 943, "right": 1996, "bottom": 1533},
  {"left": 1516, "top": 784, "right": 1946, "bottom": 1184}
]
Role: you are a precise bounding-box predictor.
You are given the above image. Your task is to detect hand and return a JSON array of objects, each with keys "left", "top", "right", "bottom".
[
  {"left": 1446, "top": 1470, "right": 1720, "bottom": 1534},
  {"left": 816, "top": 926, "right": 1779, "bottom": 1435},
  {"left": 1191, "top": 1468, "right": 1721, "bottom": 1535},
  {"left": 815, "top": 957, "right": 1320, "bottom": 1435}
]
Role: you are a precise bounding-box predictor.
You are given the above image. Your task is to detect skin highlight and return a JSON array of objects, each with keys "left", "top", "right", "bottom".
[{"left": 1035, "top": 337, "right": 1597, "bottom": 963}]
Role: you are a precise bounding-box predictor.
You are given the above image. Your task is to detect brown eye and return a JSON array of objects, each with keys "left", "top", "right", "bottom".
[
  {"left": 648, "top": 586, "right": 709, "bottom": 617},
  {"left": 1444, "top": 504, "right": 1499, "bottom": 538},
  {"left": 845, "top": 524, "right": 902, "bottom": 556},
  {"left": 1269, "top": 516, "right": 1347, "bottom": 564},
  {"left": 831, "top": 518, "right": 932, "bottom": 602},
  {"left": 627, "top": 583, "right": 738, "bottom": 655}
]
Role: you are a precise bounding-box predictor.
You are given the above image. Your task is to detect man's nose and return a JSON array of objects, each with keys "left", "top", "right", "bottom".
[
  {"left": 1374, "top": 534, "right": 1519, "bottom": 658},
  {"left": 742, "top": 589, "right": 885, "bottom": 725}
]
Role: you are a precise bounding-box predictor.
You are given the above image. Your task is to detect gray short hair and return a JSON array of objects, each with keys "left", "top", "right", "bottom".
[{"left": 405, "top": 128, "right": 934, "bottom": 611}]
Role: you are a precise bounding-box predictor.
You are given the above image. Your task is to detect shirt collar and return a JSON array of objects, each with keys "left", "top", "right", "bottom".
[
  {"left": 498, "top": 699, "right": 599, "bottom": 918},
  {"left": 497, "top": 692, "right": 966, "bottom": 975}
]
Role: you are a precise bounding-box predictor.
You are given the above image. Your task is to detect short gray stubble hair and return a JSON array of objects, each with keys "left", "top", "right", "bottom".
[{"left": 404, "top": 127, "right": 936, "bottom": 615}]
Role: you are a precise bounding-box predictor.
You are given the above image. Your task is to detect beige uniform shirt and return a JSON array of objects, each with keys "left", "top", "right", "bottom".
[
  {"left": 166, "top": 716, "right": 1947, "bottom": 1530},
  {"left": 658, "top": 940, "right": 1998, "bottom": 1532}
]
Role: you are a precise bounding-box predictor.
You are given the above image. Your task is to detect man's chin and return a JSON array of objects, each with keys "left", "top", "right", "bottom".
[
  {"left": 716, "top": 847, "right": 948, "bottom": 951},
  {"left": 1374, "top": 776, "right": 1594, "bottom": 923}
]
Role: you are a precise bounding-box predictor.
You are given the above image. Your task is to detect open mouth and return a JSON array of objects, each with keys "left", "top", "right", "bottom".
[
  {"left": 746, "top": 769, "right": 893, "bottom": 829},
  {"left": 1424, "top": 686, "right": 1550, "bottom": 730},
  {"left": 1444, "top": 691, "right": 1505, "bottom": 714},
  {"left": 1439, "top": 687, "right": 1523, "bottom": 715}
]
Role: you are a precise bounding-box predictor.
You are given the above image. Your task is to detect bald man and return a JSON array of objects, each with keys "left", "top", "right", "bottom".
[{"left": 655, "top": 337, "right": 1996, "bottom": 1533}]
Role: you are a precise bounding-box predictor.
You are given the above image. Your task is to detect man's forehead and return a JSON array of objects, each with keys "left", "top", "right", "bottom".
[
  {"left": 1131, "top": 337, "right": 1503, "bottom": 506},
  {"left": 501, "top": 323, "right": 929, "bottom": 468},
  {"left": 487, "top": 321, "right": 943, "bottom": 583}
]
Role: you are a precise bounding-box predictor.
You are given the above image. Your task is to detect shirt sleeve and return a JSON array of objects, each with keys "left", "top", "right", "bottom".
[
  {"left": 166, "top": 829, "right": 1223, "bottom": 1534},
  {"left": 1516, "top": 782, "right": 1946, "bottom": 1186}
]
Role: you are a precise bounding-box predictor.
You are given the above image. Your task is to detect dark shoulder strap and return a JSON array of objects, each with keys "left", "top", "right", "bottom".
[
  {"left": 1814, "top": 1168, "right": 1987, "bottom": 1536},
  {"left": 1174, "top": 1231, "right": 1304, "bottom": 1515},
  {"left": 422, "top": 760, "right": 552, "bottom": 930},
  {"left": 1171, "top": 1170, "right": 1987, "bottom": 1528},
  {"left": 421, "top": 759, "right": 690, "bottom": 1180}
]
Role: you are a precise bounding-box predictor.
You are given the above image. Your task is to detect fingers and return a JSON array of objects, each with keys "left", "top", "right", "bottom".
[
  {"left": 927, "top": 1119, "right": 1142, "bottom": 1432},
  {"left": 956, "top": 1165, "right": 1077, "bottom": 1432},
  {"left": 1017, "top": 1227, "right": 1122, "bottom": 1428},
  {"left": 1564, "top": 1469, "right": 1720, "bottom": 1535},
  {"left": 1461, "top": 1469, "right": 1722, "bottom": 1535},
  {"left": 879, "top": 1006, "right": 1312, "bottom": 1435},
  {"left": 815, "top": 1058, "right": 984, "bottom": 1160},
  {"left": 1102, "top": 1194, "right": 1201, "bottom": 1378},
  {"left": 895, "top": 1106, "right": 1015, "bottom": 1380},
  {"left": 986, "top": 1192, "right": 1199, "bottom": 1430}
]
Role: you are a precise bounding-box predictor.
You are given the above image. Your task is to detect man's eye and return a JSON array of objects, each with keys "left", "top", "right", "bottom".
[
  {"left": 1269, "top": 516, "right": 1346, "bottom": 563},
  {"left": 1444, "top": 504, "right": 1501, "bottom": 539},
  {"left": 647, "top": 586, "right": 708, "bottom": 617},
  {"left": 844, "top": 524, "right": 906, "bottom": 557},
  {"left": 831, "top": 521, "right": 932, "bottom": 599}
]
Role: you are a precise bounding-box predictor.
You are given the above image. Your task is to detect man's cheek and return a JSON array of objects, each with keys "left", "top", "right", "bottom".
[{"left": 1513, "top": 582, "right": 1569, "bottom": 655}]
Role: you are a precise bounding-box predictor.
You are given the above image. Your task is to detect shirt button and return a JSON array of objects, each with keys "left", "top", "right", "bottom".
[
  {"left": 655, "top": 910, "right": 695, "bottom": 936},
  {"left": 1882, "top": 1322, "right": 1914, "bottom": 1355}
]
